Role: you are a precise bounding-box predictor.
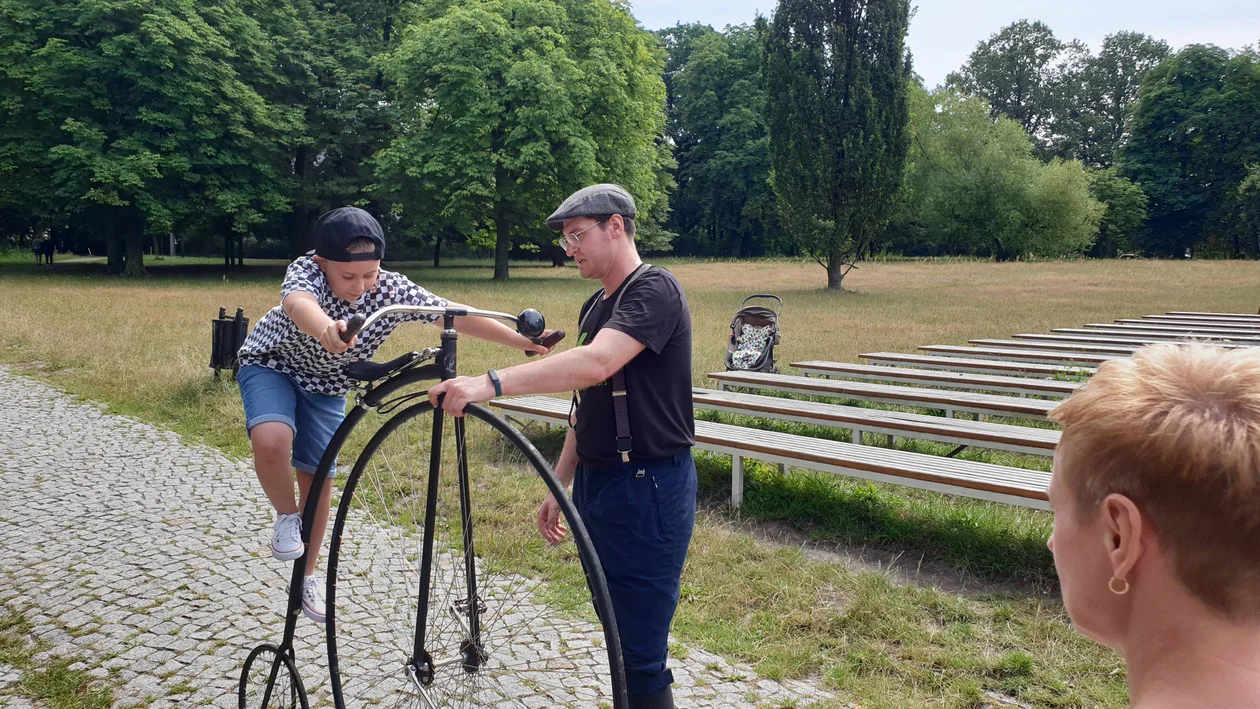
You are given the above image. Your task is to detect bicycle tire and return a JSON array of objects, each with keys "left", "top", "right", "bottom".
[
  {"left": 239, "top": 643, "right": 309, "bottom": 709},
  {"left": 325, "top": 402, "right": 628, "bottom": 708}
]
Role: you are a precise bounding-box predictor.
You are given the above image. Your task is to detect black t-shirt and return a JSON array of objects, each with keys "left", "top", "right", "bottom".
[{"left": 574, "top": 265, "right": 695, "bottom": 466}]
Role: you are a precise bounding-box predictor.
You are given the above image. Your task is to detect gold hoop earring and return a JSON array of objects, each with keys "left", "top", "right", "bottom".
[{"left": 1108, "top": 577, "right": 1130, "bottom": 595}]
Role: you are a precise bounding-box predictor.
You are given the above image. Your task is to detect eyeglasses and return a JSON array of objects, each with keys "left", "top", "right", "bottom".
[{"left": 554, "top": 220, "right": 607, "bottom": 252}]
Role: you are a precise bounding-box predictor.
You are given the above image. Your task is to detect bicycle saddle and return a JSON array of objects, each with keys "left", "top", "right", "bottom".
[{"left": 345, "top": 350, "right": 436, "bottom": 382}]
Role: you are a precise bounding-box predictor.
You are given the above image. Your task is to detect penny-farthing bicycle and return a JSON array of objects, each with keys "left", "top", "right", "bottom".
[{"left": 239, "top": 305, "right": 628, "bottom": 709}]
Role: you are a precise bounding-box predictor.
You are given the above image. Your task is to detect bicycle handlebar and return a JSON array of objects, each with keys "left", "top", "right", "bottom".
[{"left": 339, "top": 305, "right": 549, "bottom": 343}]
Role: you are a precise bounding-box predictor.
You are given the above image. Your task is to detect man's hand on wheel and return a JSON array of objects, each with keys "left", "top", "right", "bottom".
[
  {"left": 427, "top": 374, "right": 495, "bottom": 416},
  {"left": 537, "top": 493, "right": 568, "bottom": 544}
]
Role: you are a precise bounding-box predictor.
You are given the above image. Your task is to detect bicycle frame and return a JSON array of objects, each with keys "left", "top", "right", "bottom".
[{"left": 264, "top": 306, "right": 626, "bottom": 708}]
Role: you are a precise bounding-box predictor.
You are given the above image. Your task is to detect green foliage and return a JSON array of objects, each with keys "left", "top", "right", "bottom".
[
  {"left": 889, "top": 86, "right": 1102, "bottom": 259},
  {"left": 760, "top": 0, "right": 912, "bottom": 289},
  {"left": 945, "top": 20, "right": 1074, "bottom": 160},
  {"left": 374, "top": 0, "right": 673, "bottom": 279},
  {"left": 1056, "top": 32, "right": 1170, "bottom": 168},
  {"left": 660, "top": 23, "right": 784, "bottom": 257},
  {"left": 1087, "top": 167, "right": 1148, "bottom": 256},
  {"left": 0, "top": 0, "right": 302, "bottom": 275},
  {"left": 1119, "top": 45, "right": 1260, "bottom": 256}
]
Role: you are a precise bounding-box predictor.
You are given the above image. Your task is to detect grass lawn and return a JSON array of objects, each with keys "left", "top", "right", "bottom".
[{"left": 4, "top": 255, "right": 1259, "bottom": 707}]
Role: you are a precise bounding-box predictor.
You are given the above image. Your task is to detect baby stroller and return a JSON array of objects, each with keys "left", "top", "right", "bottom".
[{"left": 725, "top": 294, "right": 783, "bottom": 374}]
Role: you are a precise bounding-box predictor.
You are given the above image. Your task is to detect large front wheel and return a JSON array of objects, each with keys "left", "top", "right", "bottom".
[{"left": 325, "top": 402, "right": 627, "bottom": 708}]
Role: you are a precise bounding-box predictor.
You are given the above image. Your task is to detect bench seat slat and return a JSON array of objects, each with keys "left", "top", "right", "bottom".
[
  {"left": 919, "top": 345, "right": 1117, "bottom": 366},
  {"left": 692, "top": 387, "right": 1059, "bottom": 453},
  {"left": 860, "top": 352, "right": 1094, "bottom": 378},
  {"left": 709, "top": 371, "right": 1056, "bottom": 419},
  {"left": 1086, "top": 322, "right": 1260, "bottom": 337},
  {"left": 1046, "top": 328, "right": 1260, "bottom": 344},
  {"left": 789, "top": 360, "right": 1079, "bottom": 397}
]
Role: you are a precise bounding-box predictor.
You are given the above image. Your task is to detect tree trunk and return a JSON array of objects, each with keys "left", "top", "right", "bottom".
[
  {"left": 121, "top": 212, "right": 147, "bottom": 277},
  {"left": 433, "top": 232, "right": 442, "bottom": 268},
  {"left": 237, "top": 233, "right": 244, "bottom": 267},
  {"left": 107, "top": 209, "right": 125, "bottom": 275},
  {"left": 826, "top": 241, "right": 845, "bottom": 290},
  {"left": 493, "top": 210, "right": 510, "bottom": 280},
  {"left": 550, "top": 243, "right": 566, "bottom": 267},
  {"left": 287, "top": 146, "right": 310, "bottom": 258}
]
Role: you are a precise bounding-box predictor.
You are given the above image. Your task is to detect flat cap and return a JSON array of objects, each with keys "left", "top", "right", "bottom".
[{"left": 546, "top": 184, "right": 637, "bottom": 231}]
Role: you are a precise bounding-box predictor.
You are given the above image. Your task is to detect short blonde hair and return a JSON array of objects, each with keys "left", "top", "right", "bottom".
[{"left": 1050, "top": 343, "right": 1260, "bottom": 619}]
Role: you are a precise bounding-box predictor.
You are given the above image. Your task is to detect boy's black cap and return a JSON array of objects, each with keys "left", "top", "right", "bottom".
[{"left": 309, "top": 207, "right": 385, "bottom": 262}]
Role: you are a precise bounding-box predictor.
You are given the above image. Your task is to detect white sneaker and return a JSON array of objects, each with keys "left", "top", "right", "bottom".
[
  {"left": 301, "top": 576, "right": 326, "bottom": 624},
  {"left": 271, "top": 513, "right": 304, "bottom": 561}
]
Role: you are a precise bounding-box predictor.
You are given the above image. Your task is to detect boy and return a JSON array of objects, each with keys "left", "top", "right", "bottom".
[{"left": 236, "top": 207, "right": 548, "bottom": 622}]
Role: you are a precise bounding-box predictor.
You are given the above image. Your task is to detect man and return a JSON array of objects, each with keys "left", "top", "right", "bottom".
[{"left": 429, "top": 184, "right": 697, "bottom": 709}]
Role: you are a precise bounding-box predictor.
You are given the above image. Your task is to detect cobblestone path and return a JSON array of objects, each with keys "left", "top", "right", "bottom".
[{"left": 0, "top": 367, "right": 834, "bottom": 708}]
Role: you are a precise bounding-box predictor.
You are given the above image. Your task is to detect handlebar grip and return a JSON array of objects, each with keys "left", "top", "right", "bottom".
[
  {"left": 526, "top": 330, "right": 566, "bottom": 357},
  {"left": 341, "top": 314, "right": 367, "bottom": 343}
]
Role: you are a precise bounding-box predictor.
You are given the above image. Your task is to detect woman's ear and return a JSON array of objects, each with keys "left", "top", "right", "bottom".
[{"left": 1100, "top": 493, "right": 1146, "bottom": 582}]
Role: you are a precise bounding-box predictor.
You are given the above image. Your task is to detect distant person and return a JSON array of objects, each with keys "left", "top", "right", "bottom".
[
  {"left": 1047, "top": 343, "right": 1260, "bottom": 708},
  {"left": 235, "top": 207, "right": 550, "bottom": 623}
]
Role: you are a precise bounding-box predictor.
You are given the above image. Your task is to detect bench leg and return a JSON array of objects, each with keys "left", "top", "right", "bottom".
[
  {"left": 732, "top": 455, "right": 744, "bottom": 509},
  {"left": 943, "top": 406, "right": 956, "bottom": 419},
  {"left": 778, "top": 463, "right": 787, "bottom": 476},
  {"left": 852, "top": 427, "right": 865, "bottom": 445}
]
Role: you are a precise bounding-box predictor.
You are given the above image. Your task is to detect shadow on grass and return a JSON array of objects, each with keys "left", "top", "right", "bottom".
[
  {"left": 694, "top": 451, "right": 1057, "bottom": 585},
  {"left": 516, "top": 417, "right": 1056, "bottom": 586}
]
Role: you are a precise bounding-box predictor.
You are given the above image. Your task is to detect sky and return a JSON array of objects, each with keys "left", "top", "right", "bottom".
[{"left": 629, "top": 0, "right": 1260, "bottom": 88}]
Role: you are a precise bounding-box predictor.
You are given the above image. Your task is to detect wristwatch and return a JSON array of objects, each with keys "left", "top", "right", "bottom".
[{"left": 487, "top": 369, "right": 502, "bottom": 398}]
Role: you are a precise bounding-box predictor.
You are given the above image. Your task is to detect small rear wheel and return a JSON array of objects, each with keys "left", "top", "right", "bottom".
[{"left": 239, "top": 643, "right": 309, "bottom": 709}]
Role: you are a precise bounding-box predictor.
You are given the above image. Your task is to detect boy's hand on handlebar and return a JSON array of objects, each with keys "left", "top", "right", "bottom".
[
  {"left": 524, "top": 329, "right": 558, "bottom": 356},
  {"left": 320, "top": 320, "right": 356, "bottom": 353}
]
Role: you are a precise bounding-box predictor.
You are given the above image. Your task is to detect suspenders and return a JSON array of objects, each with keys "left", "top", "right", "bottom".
[{"left": 574, "top": 263, "right": 653, "bottom": 463}]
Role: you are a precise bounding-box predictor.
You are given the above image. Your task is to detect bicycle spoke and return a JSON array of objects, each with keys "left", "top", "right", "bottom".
[{"left": 327, "top": 405, "right": 623, "bottom": 708}]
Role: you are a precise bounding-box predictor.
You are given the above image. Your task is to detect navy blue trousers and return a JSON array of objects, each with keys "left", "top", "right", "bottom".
[{"left": 573, "top": 450, "right": 698, "bottom": 697}]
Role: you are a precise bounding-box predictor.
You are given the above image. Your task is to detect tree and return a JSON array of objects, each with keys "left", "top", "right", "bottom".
[
  {"left": 375, "top": 0, "right": 672, "bottom": 279},
  {"left": 1058, "top": 32, "right": 1170, "bottom": 168},
  {"left": 662, "top": 23, "right": 783, "bottom": 257},
  {"left": 0, "top": 0, "right": 300, "bottom": 275},
  {"left": 890, "top": 85, "right": 1102, "bottom": 259},
  {"left": 945, "top": 20, "right": 1073, "bottom": 158},
  {"left": 1086, "top": 167, "right": 1147, "bottom": 256},
  {"left": 1119, "top": 45, "right": 1260, "bottom": 256},
  {"left": 760, "top": 0, "right": 912, "bottom": 290}
]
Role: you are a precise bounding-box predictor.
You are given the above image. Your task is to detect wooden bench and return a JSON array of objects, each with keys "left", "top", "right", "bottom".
[
  {"left": 1086, "top": 322, "right": 1260, "bottom": 338},
  {"left": 968, "top": 338, "right": 1141, "bottom": 356},
  {"left": 1142, "top": 314, "right": 1260, "bottom": 328},
  {"left": 1116, "top": 318, "right": 1260, "bottom": 332},
  {"left": 860, "top": 351, "right": 1094, "bottom": 378},
  {"left": 491, "top": 396, "right": 1052, "bottom": 510},
  {"left": 1048, "top": 328, "right": 1260, "bottom": 344},
  {"left": 693, "top": 387, "right": 1059, "bottom": 456},
  {"left": 791, "top": 360, "right": 1079, "bottom": 398},
  {"left": 1013, "top": 332, "right": 1252, "bottom": 348},
  {"left": 1166, "top": 311, "right": 1260, "bottom": 321},
  {"left": 710, "top": 370, "right": 1056, "bottom": 420},
  {"left": 918, "top": 344, "right": 1116, "bottom": 367}
]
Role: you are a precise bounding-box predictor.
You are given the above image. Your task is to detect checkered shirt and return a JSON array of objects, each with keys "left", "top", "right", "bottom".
[{"left": 237, "top": 256, "right": 447, "bottom": 396}]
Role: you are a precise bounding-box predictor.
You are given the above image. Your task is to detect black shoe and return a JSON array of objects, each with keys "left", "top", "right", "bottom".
[{"left": 628, "top": 685, "right": 674, "bottom": 709}]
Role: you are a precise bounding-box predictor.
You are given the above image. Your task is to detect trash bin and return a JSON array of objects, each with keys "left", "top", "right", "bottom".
[{"left": 210, "top": 307, "right": 250, "bottom": 378}]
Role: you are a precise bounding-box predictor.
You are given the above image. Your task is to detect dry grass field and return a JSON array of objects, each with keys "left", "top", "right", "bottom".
[{"left": 4, "top": 255, "right": 1258, "bottom": 707}]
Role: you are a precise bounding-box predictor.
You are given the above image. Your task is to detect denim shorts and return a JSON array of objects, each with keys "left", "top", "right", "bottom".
[{"left": 237, "top": 364, "right": 346, "bottom": 477}]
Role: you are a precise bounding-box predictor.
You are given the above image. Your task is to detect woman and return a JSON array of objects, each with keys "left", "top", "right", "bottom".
[{"left": 1048, "top": 343, "right": 1260, "bottom": 708}]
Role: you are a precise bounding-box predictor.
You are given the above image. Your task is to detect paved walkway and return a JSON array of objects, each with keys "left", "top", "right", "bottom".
[{"left": 0, "top": 368, "right": 835, "bottom": 708}]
